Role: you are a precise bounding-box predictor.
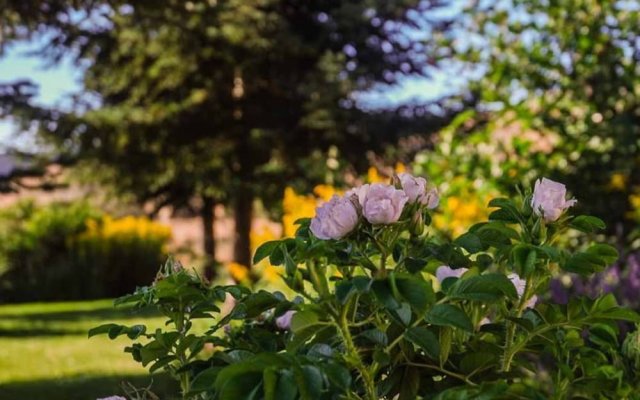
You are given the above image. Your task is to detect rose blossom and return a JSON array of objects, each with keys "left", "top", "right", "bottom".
[
  {"left": 310, "top": 194, "right": 359, "bottom": 240},
  {"left": 398, "top": 173, "right": 439, "bottom": 209},
  {"left": 275, "top": 310, "right": 296, "bottom": 330},
  {"left": 531, "top": 178, "right": 577, "bottom": 222},
  {"left": 508, "top": 273, "right": 538, "bottom": 309},
  {"left": 435, "top": 265, "right": 468, "bottom": 282},
  {"left": 356, "top": 183, "right": 408, "bottom": 224}
]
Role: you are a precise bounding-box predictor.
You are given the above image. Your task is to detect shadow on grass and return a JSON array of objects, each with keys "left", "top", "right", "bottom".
[
  {"left": 0, "top": 327, "right": 89, "bottom": 337},
  {"left": 0, "top": 373, "right": 180, "bottom": 400},
  {"left": 0, "top": 305, "right": 162, "bottom": 323}
]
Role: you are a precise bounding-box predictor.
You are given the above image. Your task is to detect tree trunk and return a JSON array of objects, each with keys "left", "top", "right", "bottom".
[
  {"left": 233, "top": 186, "right": 253, "bottom": 268},
  {"left": 201, "top": 195, "right": 217, "bottom": 280}
]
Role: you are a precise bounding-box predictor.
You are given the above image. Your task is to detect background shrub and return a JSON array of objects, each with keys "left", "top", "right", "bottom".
[{"left": 0, "top": 200, "right": 171, "bottom": 303}]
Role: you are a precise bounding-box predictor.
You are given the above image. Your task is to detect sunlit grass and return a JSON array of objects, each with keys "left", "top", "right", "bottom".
[{"left": 0, "top": 299, "right": 184, "bottom": 399}]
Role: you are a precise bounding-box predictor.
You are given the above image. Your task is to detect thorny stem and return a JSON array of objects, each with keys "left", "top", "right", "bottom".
[
  {"left": 501, "top": 277, "right": 534, "bottom": 372},
  {"left": 336, "top": 297, "right": 377, "bottom": 400},
  {"left": 174, "top": 302, "right": 191, "bottom": 398}
]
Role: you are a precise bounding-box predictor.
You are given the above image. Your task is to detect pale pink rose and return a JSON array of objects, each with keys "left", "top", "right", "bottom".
[
  {"left": 358, "top": 183, "right": 408, "bottom": 224},
  {"left": 398, "top": 173, "right": 439, "bottom": 209},
  {"left": 435, "top": 265, "right": 468, "bottom": 282},
  {"left": 276, "top": 310, "right": 296, "bottom": 330},
  {"left": 479, "top": 317, "right": 491, "bottom": 326},
  {"left": 310, "top": 195, "right": 359, "bottom": 240},
  {"left": 346, "top": 184, "right": 369, "bottom": 207},
  {"left": 531, "top": 178, "right": 577, "bottom": 222},
  {"left": 508, "top": 273, "right": 538, "bottom": 308}
]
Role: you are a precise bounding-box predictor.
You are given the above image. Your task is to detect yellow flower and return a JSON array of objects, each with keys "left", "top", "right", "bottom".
[
  {"left": 282, "top": 187, "right": 317, "bottom": 237},
  {"left": 250, "top": 224, "right": 279, "bottom": 251},
  {"left": 367, "top": 167, "right": 387, "bottom": 183},
  {"left": 609, "top": 173, "right": 627, "bottom": 191},
  {"left": 313, "top": 184, "right": 342, "bottom": 201},
  {"left": 227, "top": 262, "right": 249, "bottom": 282},
  {"left": 394, "top": 162, "right": 406, "bottom": 174}
]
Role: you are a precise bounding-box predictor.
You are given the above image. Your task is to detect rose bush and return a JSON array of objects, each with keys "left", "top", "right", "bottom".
[{"left": 91, "top": 174, "right": 640, "bottom": 399}]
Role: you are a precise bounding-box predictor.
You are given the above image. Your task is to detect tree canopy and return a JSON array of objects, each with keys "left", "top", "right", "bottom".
[{"left": 0, "top": 0, "right": 456, "bottom": 271}]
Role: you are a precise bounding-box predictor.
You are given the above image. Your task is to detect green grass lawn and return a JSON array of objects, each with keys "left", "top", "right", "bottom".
[{"left": 0, "top": 299, "right": 181, "bottom": 400}]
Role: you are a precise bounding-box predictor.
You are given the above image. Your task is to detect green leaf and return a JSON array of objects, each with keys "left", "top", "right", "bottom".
[
  {"left": 371, "top": 279, "right": 401, "bottom": 310},
  {"left": 405, "top": 257, "right": 428, "bottom": 273},
  {"left": 439, "top": 327, "right": 452, "bottom": 367},
  {"left": 398, "top": 366, "right": 420, "bottom": 400},
  {"left": 472, "top": 222, "right": 518, "bottom": 248},
  {"left": 454, "top": 233, "right": 484, "bottom": 253},
  {"left": 405, "top": 326, "right": 439, "bottom": 360},
  {"left": 335, "top": 280, "right": 356, "bottom": 305},
  {"left": 447, "top": 273, "right": 518, "bottom": 301},
  {"left": 488, "top": 208, "right": 520, "bottom": 223},
  {"left": 459, "top": 352, "right": 497, "bottom": 375},
  {"left": 190, "top": 367, "right": 221, "bottom": 392},
  {"left": 425, "top": 304, "right": 474, "bottom": 332},
  {"left": 570, "top": 215, "right": 606, "bottom": 233},
  {"left": 394, "top": 274, "right": 435, "bottom": 314},
  {"left": 360, "top": 329, "right": 388, "bottom": 346},
  {"left": 149, "top": 355, "right": 176, "bottom": 373},
  {"left": 563, "top": 252, "right": 606, "bottom": 274},
  {"left": 299, "top": 365, "right": 323, "bottom": 399},
  {"left": 88, "top": 323, "right": 123, "bottom": 338},
  {"left": 290, "top": 310, "right": 320, "bottom": 333},
  {"left": 126, "top": 324, "right": 147, "bottom": 339},
  {"left": 283, "top": 247, "right": 297, "bottom": 276},
  {"left": 587, "top": 244, "right": 619, "bottom": 264},
  {"left": 242, "top": 291, "right": 281, "bottom": 318},
  {"left": 511, "top": 244, "right": 537, "bottom": 276},
  {"left": 487, "top": 198, "right": 521, "bottom": 223},
  {"left": 506, "top": 316, "right": 534, "bottom": 332},
  {"left": 253, "top": 240, "right": 281, "bottom": 264},
  {"left": 263, "top": 367, "right": 278, "bottom": 400},
  {"left": 274, "top": 370, "right": 298, "bottom": 400},
  {"left": 323, "top": 362, "right": 351, "bottom": 391},
  {"left": 287, "top": 325, "right": 331, "bottom": 353},
  {"left": 390, "top": 302, "right": 412, "bottom": 327},
  {"left": 214, "top": 354, "right": 289, "bottom": 400}
]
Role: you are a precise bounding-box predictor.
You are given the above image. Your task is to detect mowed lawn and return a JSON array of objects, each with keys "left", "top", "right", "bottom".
[{"left": 0, "top": 299, "right": 181, "bottom": 400}]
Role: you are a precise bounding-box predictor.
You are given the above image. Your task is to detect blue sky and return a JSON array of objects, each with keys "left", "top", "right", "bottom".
[{"left": 0, "top": 41, "right": 83, "bottom": 149}]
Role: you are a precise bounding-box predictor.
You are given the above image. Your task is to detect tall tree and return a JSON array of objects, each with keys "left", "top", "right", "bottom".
[{"left": 1, "top": 0, "right": 454, "bottom": 271}]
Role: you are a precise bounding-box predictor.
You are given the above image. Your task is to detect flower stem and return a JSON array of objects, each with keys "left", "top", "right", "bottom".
[
  {"left": 502, "top": 278, "right": 533, "bottom": 372},
  {"left": 337, "top": 297, "right": 377, "bottom": 400}
]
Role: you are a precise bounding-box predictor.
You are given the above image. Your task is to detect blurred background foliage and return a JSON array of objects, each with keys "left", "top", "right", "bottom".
[{"left": 0, "top": 200, "right": 171, "bottom": 302}]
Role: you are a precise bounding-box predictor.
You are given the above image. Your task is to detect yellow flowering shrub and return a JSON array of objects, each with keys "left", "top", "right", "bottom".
[
  {"left": 73, "top": 214, "right": 172, "bottom": 296},
  {"left": 433, "top": 177, "right": 498, "bottom": 238},
  {"left": 282, "top": 187, "right": 317, "bottom": 238},
  {"left": 247, "top": 223, "right": 281, "bottom": 284},
  {"left": 82, "top": 215, "right": 172, "bottom": 245},
  {"left": 226, "top": 262, "right": 250, "bottom": 282},
  {"left": 367, "top": 162, "right": 406, "bottom": 183}
]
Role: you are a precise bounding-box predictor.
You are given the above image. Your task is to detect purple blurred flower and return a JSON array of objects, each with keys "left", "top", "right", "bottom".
[
  {"left": 551, "top": 252, "right": 640, "bottom": 310},
  {"left": 276, "top": 310, "right": 296, "bottom": 330},
  {"left": 435, "top": 265, "right": 467, "bottom": 283}
]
